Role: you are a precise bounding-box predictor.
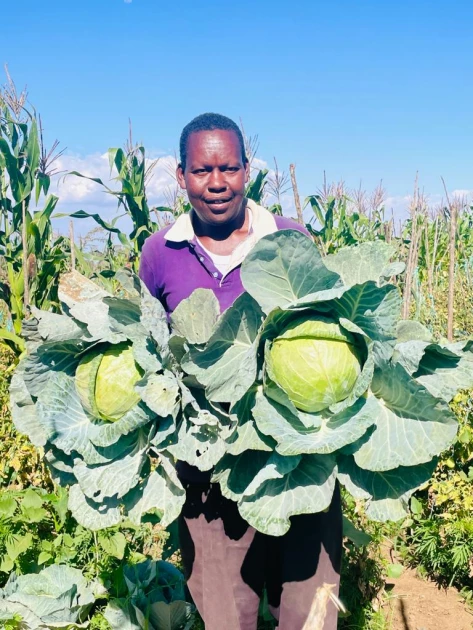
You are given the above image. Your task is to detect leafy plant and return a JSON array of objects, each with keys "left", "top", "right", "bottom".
[
  {"left": 72, "top": 227, "right": 131, "bottom": 295},
  {"left": 175, "top": 231, "right": 473, "bottom": 535},
  {"left": 104, "top": 560, "right": 193, "bottom": 630},
  {"left": 405, "top": 388, "right": 473, "bottom": 594},
  {"left": 0, "top": 564, "right": 99, "bottom": 628},
  {"left": 64, "top": 146, "right": 162, "bottom": 273},
  {"left": 338, "top": 491, "right": 392, "bottom": 630},
  {"left": 0, "top": 89, "right": 69, "bottom": 354},
  {"left": 304, "top": 189, "right": 393, "bottom": 255},
  {"left": 9, "top": 270, "right": 189, "bottom": 531},
  {"left": 0, "top": 484, "right": 167, "bottom": 587},
  {"left": 0, "top": 346, "right": 45, "bottom": 488},
  {"left": 0, "top": 487, "right": 67, "bottom": 575}
]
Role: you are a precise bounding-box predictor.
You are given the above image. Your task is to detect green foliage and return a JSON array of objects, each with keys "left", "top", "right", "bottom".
[
  {"left": 89, "top": 610, "right": 113, "bottom": 630},
  {"left": 0, "top": 563, "right": 98, "bottom": 628},
  {"left": 405, "top": 389, "right": 473, "bottom": 596},
  {"left": 339, "top": 492, "right": 392, "bottom": 630},
  {"left": 179, "top": 231, "right": 473, "bottom": 535},
  {"left": 0, "top": 97, "right": 69, "bottom": 353},
  {"left": 73, "top": 230, "right": 131, "bottom": 295},
  {"left": 0, "top": 346, "right": 45, "bottom": 488},
  {"left": 417, "top": 274, "right": 473, "bottom": 340},
  {"left": 304, "top": 191, "right": 394, "bottom": 255},
  {"left": 104, "top": 559, "right": 193, "bottom": 630},
  {"left": 65, "top": 146, "right": 163, "bottom": 273},
  {"left": 9, "top": 273, "right": 188, "bottom": 531},
  {"left": 245, "top": 168, "right": 269, "bottom": 204},
  {"left": 0, "top": 485, "right": 166, "bottom": 584},
  {"left": 416, "top": 207, "right": 473, "bottom": 288},
  {"left": 0, "top": 612, "right": 23, "bottom": 630}
]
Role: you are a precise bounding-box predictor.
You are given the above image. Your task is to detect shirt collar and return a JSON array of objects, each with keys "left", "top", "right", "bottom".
[{"left": 164, "top": 199, "right": 278, "bottom": 243}]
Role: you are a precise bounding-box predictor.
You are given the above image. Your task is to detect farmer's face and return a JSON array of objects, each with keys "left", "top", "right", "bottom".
[{"left": 176, "top": 129, "right": 250, "bottom": 226}]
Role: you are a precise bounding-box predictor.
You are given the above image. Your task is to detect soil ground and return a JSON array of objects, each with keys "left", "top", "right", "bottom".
[{"left": 382, "top": 566, "right": 473, "bottom": 630}]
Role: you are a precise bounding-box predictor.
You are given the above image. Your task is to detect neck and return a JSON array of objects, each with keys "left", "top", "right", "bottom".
[{"left": 192, "top": 200, "right": 248, "bottom": 241}]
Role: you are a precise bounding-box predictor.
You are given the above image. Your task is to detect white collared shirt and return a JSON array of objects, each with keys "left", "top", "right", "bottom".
[{"left": 164, "top": 199, "right": 279, "bottom": 278}]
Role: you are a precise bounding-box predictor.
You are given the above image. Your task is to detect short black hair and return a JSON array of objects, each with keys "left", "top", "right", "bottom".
[{"left": 179, "top": 112, "right": 248, "bottom": 171}]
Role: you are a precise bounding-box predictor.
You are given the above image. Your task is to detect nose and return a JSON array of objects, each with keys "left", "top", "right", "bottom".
[{"left": 208, "top": 168, "right": 227, "bottom": 192}]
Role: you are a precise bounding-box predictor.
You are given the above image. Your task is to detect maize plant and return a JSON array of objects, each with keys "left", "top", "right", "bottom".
[
  {"left": 64, "top": 145, "right": 163, "bottom": 273},
  {"left": 304, "top": 191, "right": 395, "bottom": 255},
  {"left": 0, "top": 92, "right": 69, "bottom": 354}
]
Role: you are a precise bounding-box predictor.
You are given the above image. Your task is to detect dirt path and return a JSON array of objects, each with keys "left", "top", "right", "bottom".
[{"left": 383, "top": 566, "right": 473, "bottom": 630}]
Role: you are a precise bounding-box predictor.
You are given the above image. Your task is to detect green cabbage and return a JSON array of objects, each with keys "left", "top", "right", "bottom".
[
  {"left": 180, "top": 233, "right": 473, "bottom": 534},
  {"left": 10, "top": 270, "right": 188, "bottom": 531},
  {"left": 268, "top": 315, "right": 362, "bottom": 412},
  {"left": 75, "top": 346, "right": 102, "bottom": 418},
  {"left": 0, "top": 564, "right": 98, "bottom": 627},
  {"left": 105, "top": 560, "right": 193, "bottom": 630},
  {"left": 11, "top": 239, "right": 473, "bottom": 538},
  {"left": 76, "top": 342, "right": 144, "bottom": 422}
]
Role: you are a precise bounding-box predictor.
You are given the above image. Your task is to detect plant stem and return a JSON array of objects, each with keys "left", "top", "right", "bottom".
[
  {"left": 442, "top": 177, "right": 457, "bottom": 342},
  {"left": 402, "top": 175, "right": 420, "bottom": 319},
  {"left": 289, "top": 163, "right": 305, "bottom": 226},
  {"left": 22, "top": 200, "right": 29, "bottom": 312},
  {"left": 69, "top": 220, "right": 76, "bottom": 271}
]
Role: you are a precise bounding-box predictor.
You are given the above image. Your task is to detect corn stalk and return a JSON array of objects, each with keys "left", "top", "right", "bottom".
[
  {"left": 447, "top": 207, "right": 457, "bottom": 342},
  {"left": 290, "top": 163, "right": 305, "bottom": 226},
  {"left": 402, "top": 180, "right": 423, "bottom": 319},
  {"left": 0, "top": 84, "right": 68, "bottom": 353},
  {"left": 63, "top": 144, "right": 162, "bottom": 273}
]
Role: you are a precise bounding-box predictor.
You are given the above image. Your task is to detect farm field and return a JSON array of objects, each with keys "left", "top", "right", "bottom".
[
  {"left": 1, "top": 78, "right": 473, "bottom": 630},
  {"left": 386, "top": 568, "right": 472, "bottom": 630}
]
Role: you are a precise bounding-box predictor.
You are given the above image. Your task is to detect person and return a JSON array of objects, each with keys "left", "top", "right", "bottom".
[{"left": 139, "top": 113, "right": 342, "bottom": 630}]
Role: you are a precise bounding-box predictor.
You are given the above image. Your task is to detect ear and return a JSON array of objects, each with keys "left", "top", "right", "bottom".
[
  {"left": 244, "top": 159, "right": 250, "bottom": 183},
  {"left": 176, "top": 163, "right": 187, "bottom": 189}
]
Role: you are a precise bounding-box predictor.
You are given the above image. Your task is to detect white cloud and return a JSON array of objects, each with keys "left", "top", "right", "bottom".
[
  {"left": 52, "top": 153, "right": 111, "bottom": 204},
  {"left": 384, "top": 195, "right": 412, "bottom": 221},
  {"left": 451, "top": 189, "right": 473, "bottom": 200},
  {"left": 48, "top": 151, "right": 179, "bottom": 237},
  {"left": 250, "top": 157, "right": 268, "bottom": 173},
  {"left": 52, "top": 152, "right": 178, "bottom": 208},
  {"left": 384, "top": 189, "right": 473, "bottom": 221}
]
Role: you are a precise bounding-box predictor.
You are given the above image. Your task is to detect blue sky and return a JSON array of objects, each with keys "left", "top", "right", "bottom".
[{"left": 2, "top": 0, "right": 472, "bottom": 227}]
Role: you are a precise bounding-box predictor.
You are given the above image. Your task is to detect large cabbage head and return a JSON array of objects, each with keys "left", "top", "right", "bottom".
[
  {"left": 268, "top": 315, "right": 363, "bottom": 413},
  {"left": 75, "top": 341, "right": 144, "bottom": 422}
]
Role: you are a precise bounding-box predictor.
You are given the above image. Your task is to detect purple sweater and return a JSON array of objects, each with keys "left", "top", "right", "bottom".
[{"left": 139, "top": 203, "right": 309, "bottom": 481}]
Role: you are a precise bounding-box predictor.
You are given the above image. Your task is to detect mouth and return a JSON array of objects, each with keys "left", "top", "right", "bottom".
[{"left": 205, "top": 197, "right": 233, "bottom": 208}]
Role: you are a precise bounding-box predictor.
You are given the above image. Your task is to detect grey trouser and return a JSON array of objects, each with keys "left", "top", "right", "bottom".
[{"left": 178, "top": 482, "right": 342, "bottom": 630}]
